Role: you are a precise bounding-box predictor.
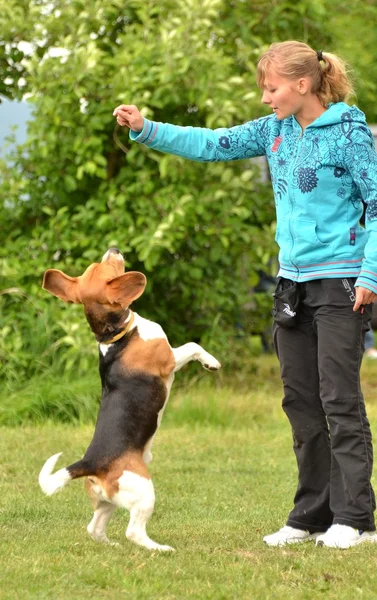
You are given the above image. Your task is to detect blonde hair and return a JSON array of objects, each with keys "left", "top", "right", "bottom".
[{"left": 257, "top": 41, "right": 354, "bottom": 107}]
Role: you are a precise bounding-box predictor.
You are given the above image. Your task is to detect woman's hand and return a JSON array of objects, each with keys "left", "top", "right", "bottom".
[
  {"left": 113, "top": 104, "right": 144, "bottom": 132},
  {"left": 353, "top": 286, "right": 377, "bottom": 312}
]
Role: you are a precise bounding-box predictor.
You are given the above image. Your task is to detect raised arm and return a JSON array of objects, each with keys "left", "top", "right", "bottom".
[{"left": 113, "top": 104, "right": 269, "bottom": 162}]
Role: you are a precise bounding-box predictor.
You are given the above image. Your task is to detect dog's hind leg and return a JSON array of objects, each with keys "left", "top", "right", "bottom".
[
  {"left": 87, "top": 502, "right": 116, "bottom": 544},
  {"left": 85, "top": 478, "right": 116, "bottom": 544},
  {"left": 115, "top": 471, "right": 174, "bottom": 551}
]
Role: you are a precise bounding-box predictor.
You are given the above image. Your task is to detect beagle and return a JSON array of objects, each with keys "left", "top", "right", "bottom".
[{"left": 39, "top": 248, "right": 221, "bottom": 551}]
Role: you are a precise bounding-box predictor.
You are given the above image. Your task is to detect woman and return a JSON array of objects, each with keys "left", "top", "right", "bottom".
[{"left": 113, "top": 40, "right": 377, "bottom": 549}]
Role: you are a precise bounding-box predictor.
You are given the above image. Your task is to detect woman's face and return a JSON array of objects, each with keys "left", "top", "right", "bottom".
[{"left": 261, "top": 69, "right": 306, "bottom": 120}]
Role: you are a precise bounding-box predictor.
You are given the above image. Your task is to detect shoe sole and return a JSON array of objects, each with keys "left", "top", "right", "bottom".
[
  {"left": 264, "top": 533, "right": 324, "bottom": 547},
  {"left": 316, "top": 534, "right": 377, "bottom": 548}
]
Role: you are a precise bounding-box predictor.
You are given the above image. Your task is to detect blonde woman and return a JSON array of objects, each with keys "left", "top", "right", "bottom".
[{"left": 113, "top": 41, "right": 377, "bottom": 549}]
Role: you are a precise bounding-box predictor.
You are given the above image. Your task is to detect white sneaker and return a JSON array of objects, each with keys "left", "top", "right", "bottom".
[
  {"left": 263, "top": 525, "right": 324, "bottom": 546},
  {"left": 316, "top": 524, "right": 377, "bottom": 548}
]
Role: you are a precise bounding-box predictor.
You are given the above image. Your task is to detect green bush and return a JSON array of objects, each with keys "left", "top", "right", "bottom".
[{"left": 0, "top": 0, "right": 339, "bottom": 384}]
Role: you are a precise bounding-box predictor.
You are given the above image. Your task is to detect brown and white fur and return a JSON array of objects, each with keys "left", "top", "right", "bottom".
[{"left": 39, "top": 248, "right": 220, "bottom": 551}]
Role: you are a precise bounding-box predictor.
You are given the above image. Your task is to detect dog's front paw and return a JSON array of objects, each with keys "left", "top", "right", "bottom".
[{"left": 200, "top": 352, "right": 221, "bottom": 371}]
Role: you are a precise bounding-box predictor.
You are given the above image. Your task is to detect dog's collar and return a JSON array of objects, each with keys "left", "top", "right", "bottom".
[{"left": 101, "top": 310, "right": 135, "bottom": 345}]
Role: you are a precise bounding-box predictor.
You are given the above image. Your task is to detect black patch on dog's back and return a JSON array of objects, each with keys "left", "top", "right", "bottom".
[{"left": 78, "top": 331, "right": 167, "bottom": 474}]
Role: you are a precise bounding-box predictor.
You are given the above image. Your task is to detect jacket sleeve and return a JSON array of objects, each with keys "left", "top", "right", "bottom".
[
  {"left": 129, "top": 117, "right": 269, "bottom": 162},
  {"left": 347, "top": 126, "right": 377, "bottom": 293}
]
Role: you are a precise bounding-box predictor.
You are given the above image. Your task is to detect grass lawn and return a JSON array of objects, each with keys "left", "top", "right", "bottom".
[{"left": 1, "top": 356, "right": 377, "bottom": 599}]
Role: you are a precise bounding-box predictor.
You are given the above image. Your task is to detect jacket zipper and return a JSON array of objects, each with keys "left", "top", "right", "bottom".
[{"left": 287, "top": 127, "right": 304, "bottom": 274}]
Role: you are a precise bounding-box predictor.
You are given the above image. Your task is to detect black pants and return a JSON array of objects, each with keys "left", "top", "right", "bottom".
[{"left": 273, "top": 278, "right": 376, "bottom": 532}]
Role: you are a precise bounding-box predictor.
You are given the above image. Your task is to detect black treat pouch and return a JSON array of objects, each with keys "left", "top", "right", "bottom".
[{"left": 272, "top": 278, "right": 299, "bottom": 328}]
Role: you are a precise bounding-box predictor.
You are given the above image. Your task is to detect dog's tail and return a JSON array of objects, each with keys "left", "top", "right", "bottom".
[{"left": 39, "top": 453, "right": 93, "bottom": 496}]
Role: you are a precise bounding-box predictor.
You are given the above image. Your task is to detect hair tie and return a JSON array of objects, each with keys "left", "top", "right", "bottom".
[{"left": 317, "top": 50, "right": 323, "bottom": 62}]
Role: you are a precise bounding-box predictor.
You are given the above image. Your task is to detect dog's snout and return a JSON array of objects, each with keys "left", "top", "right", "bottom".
[{"left": 102, "top": 248, "right": 124, "bottom": 263}]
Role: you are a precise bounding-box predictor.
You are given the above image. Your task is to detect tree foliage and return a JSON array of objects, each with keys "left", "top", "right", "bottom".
[
  {"left": 0, "top": 0, "right": 360, "bottom": 383},
  {"left": 329, "top": 0, "right": 377, "bottom": 122}
]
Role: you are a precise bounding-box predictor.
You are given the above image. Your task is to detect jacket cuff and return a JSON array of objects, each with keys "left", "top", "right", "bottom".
[
  {"left": 355, "top": 270, "right": 377, "bottom": 293},
  {"left": 129, "top": 118, "right": 158, "bottom": 145}
]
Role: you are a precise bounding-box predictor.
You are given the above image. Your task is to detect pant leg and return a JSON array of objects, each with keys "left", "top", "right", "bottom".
[
  {"left": 309, "top": 279, "right": 375, "bottom": 531},
  {"left": 273, "top": 300, "right": 334, "bottom": 532}
]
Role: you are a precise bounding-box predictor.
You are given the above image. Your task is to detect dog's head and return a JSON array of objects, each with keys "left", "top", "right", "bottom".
[{"left": 43, "top": 249, "right": 146, "bottom": 339}]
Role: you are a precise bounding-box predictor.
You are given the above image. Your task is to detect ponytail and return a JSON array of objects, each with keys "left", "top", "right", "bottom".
[{"left": 317, "top": 51, "right": 354, "bottom": 106}]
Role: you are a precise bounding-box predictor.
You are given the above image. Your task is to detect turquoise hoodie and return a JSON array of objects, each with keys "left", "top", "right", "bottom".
[{"left": 130, "top": 103, "right": 377, "bottom": 293}]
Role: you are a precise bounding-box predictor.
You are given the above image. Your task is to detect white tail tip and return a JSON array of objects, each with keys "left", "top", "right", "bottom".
[{"left": 39, "top": 452, "right": 70, "bottom": 496}]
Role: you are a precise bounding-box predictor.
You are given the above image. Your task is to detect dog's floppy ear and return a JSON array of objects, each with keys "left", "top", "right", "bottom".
[
  {"left": 106, "top": 271, "right": 147, "bottom": 306},
  {"left": 43, "top": 269, "right": 81, "bottom": 304}
]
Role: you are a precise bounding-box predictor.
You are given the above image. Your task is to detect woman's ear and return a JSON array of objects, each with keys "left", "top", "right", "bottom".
[{"left": 297, "top": 77, "right": 310, "bottom": 95}]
